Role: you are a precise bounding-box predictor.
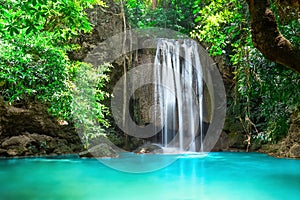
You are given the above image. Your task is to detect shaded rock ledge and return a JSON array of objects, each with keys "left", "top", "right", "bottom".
[{"left": 0, "top": 100, "right": 83, "bottom": 157}]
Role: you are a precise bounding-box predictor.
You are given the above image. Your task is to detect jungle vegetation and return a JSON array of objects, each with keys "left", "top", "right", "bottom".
[{"left": 0, "top": 0, "right": 299, "bottom": 147}]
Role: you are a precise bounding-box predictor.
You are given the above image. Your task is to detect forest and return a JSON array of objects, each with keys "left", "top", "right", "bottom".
[
  {"left": 0, "top": 0, "right": 299, "bottom": 157},
  {"left": 1, "top": 1, "right": 300, "bottom": 199}
]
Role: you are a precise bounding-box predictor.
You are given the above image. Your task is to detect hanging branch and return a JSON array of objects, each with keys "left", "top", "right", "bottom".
[{"left": 246, "top": 0, "right": 300, "bottom": 72}]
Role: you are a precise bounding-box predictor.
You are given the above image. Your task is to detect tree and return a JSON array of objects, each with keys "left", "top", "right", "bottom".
[
  {"left": 0, "top": 0, "right": 111, "bottom": 141},
  {"left": 191, "top": 0, "right": 300, "bottom": 143},
  {"left": 152, "top": 0, "right": 157, "bottom": 9},
  {"left": 246, "top": 0, "right": 300, "bottom": 72}
]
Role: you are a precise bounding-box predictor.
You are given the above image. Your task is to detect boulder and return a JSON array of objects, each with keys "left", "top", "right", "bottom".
[
  {"left": 289, "top": 144, "right": 300, "bottom": 158},
  {"left": 79, "top": 143, "right": 119, "bottom": 158},
  {"left": 0, "top": 132, "right": 83, "bottom": 157},
  {"left": 0, "top": 99, "right": 84, "bottom": 157},
  {"left": 2, "top": 135, "right": 33, "bottom": 148},
  {"left": 134, "top": 144, "right": 163, "bottom": 154},
  {"left": 7, "top": 149, "right": 19, "bottom": 156},
  {"left": 1, "top": 135, "right": 33, "bottom": 156}
]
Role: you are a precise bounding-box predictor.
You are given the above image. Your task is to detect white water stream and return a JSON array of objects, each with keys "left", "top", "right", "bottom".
[{"left": 153, "top": 39, "right": 204, "bottom": 152}]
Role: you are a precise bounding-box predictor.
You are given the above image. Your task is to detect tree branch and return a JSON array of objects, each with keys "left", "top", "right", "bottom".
[{"left": 246, "top": 0, "right": 300, "bottom": 72}]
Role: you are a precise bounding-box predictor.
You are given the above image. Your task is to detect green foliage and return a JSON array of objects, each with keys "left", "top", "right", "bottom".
[
  {"left": 71, "top": 62, "right": 112, "bottom": 147},
  {"left": 0, "top": 0, "right": 106, "bottom": 42},
  {"left": 125, "top": 0, "right": 300, "bottom": 144},
  {"left": 279, "top": 20, "right": 300, "bottom": 47},
  {"left": 0, "top": 36, "right": 68, "bottom": 103},
  {"left": 191, "top": 0, "right": 246, "bottom": 56},
  {"left": 251, "top": 52, "right": 300, "bottom": 142},
  {"left": 125, "top": 0, "right": 195, "bottom": 33},
  {"left": 0, "top": 0, "right": 110, "bottom": 143},
  {"left": 191, "top": 0, "right": 300, "bottom": 143}
]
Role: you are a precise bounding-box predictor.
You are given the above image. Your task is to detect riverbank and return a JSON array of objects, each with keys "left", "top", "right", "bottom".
[{"left": 1, "top": 99, "right": 299, "bottom": 159}]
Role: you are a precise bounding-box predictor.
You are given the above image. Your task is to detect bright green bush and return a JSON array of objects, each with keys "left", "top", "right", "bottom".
[
  {"left": 71, "top": 62, "right": 111, "bottom": 147},
  {"left": 0, "top": 36, "right": 69, "bottom": 103},
  {"left": 0, "top": 0, "right": 111, "bottom": 143},
  {"left": 0, "top": 0, "right": 106, "bottom": 41}
]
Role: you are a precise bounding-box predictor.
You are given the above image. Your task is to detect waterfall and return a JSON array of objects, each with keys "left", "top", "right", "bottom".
[{"left": 153, "top": 39, "right": 204, "bottom": 152}]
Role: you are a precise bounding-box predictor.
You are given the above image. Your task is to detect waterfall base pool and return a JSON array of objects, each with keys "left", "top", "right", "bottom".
[{"left": 1, "top": 152, "right": 300, "bottom": 200}]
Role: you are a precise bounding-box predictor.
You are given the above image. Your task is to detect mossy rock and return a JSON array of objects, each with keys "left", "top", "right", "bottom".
[{"left": 228, "top": 132, "right": 246, "bottom": 149}]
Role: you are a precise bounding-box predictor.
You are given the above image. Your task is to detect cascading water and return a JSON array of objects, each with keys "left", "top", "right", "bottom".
[{"left": 153, "top": 39, "right": 204, "bottom": 152}]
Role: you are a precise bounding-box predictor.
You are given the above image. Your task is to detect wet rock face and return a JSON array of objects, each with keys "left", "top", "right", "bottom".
[{"left": 0, "top": 100, "right": 83, "bottom": 157}]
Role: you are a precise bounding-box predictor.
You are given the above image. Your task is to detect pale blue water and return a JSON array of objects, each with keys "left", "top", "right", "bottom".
[{"left": 0, "top": 152, "right": 299, "bottom": 200}]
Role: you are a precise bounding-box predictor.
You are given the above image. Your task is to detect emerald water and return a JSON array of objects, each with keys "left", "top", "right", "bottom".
[{"left": 1, "top": 152, "right": 300, "bottom": 200}]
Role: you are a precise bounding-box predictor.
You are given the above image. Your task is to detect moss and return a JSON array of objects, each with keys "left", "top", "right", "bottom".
[{"left": 228, "top": 132, "right": 246, "bottom": 149}]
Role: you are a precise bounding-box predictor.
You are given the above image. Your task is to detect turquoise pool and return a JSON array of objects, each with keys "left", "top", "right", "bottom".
[{"left": 1, "top": 152, "right": 299, "bottom": 200}]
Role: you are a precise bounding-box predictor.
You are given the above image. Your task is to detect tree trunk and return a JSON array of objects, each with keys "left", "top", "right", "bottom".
[
  {"left": 246, "top": 0, "right": 300, "bottom": 72},
  {"left": 152, "top": 0, "right": 157, "bottom": 10}
]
